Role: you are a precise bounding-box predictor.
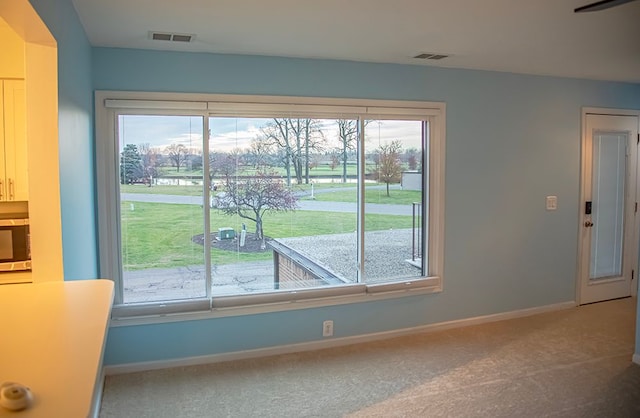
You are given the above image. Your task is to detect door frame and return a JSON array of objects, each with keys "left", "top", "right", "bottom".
[{"left": 577, "top": 107, "right": 640, "bottom": 304}]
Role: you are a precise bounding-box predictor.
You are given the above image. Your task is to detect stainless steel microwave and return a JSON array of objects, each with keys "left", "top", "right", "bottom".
[{"left": 0, "top": 214, "right": 31, "bottom": 272}]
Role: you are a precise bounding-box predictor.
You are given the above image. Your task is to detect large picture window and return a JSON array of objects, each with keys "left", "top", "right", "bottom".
[{"left": 96, "top": 93, "right": 445, "bottom": 318}]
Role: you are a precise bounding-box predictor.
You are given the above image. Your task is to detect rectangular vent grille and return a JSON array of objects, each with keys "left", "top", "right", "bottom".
[
  {"left": 150, "top": 32, "right": 194, "bottom": 43},
  {"left": 413, "top": 53, "right": 449, "bottom": 60},
  {"left": 171, "top": 34, "right": 192, "bottom": 43}
]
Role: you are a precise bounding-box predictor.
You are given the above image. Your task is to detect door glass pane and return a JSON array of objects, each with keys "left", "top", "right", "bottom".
[
  {"left": 119, "top": 115, "right": 206, "bottom": 303},
  {"left": 590, "top": 131, "right": 627, "bottom": 280},
  {"left": 363, "top": 119, "right": 425, "bottom": 283}
]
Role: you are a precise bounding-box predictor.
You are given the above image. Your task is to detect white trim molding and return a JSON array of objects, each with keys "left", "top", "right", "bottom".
[
  {"left": 104, "top": 300, "right": 575, "bottom": 375},
  {"left": 577, "top": 107, "right": 640, "bottom": 303},
  {"left": 95, "top": 90, "right": 446, "bottom": 317}
]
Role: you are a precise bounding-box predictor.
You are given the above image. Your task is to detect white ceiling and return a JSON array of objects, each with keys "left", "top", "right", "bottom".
[{"left": 71, "top": 0, "right": 640, "bottom": 83}]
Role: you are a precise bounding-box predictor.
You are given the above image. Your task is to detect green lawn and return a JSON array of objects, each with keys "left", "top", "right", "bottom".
[
  {"left": 121, "top": 184, "right": 204, "bottom": 196},
  {"left": 120, "top": 201, "right": 413, "bottom": 270},
  {"left": 121, "top": 182, "right": 420, "bottom": 205},
  {"left": 292, "top": 182, "right": 357, "bottom": 192},
  {"left": 121, "top": 181, "right": 359, "bottom": 196},
  {"left": 308, "top": 189, "right": 421, "bottom": 205}
]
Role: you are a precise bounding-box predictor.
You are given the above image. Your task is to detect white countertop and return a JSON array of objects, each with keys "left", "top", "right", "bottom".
[{"left": 0, "top": 280, "right": 114, "bottom": 418}]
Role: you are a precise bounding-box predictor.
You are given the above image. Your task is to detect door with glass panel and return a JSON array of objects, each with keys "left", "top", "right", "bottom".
[{"left": 579, "top": 114, "right": 639, "bottom": 304}]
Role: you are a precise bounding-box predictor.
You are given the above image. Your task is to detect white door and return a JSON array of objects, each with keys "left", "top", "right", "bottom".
[{"left": 579, "top": 113, "right": 640, "bottom": 304}]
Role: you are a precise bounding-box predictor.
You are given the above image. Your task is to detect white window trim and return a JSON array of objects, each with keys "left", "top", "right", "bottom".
[{"left": 95, "top": 91, "right": 446, "bottom": 321}]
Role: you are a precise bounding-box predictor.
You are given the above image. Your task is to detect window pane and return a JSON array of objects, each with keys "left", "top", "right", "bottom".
[
  {"left": 115, "top": 112, "right": 432, "bottom": 302},
  {"left": 590, "top": 131, "right": 626, "bottom": 279},
  {"left": 208, "top": 117, "right": 358, "bottom": 295},
  {"left": 119, "top": 115, "right": 206, "bottom": 303},
  {"left": 275, "top": 119, "right": 360, "bottom": 284},
  {"left": 364, "top": 120, "right": 425, "bottom": 282}
]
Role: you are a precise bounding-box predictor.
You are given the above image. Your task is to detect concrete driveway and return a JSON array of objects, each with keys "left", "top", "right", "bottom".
[{"left": 121, "top": 192, "right": 413, "bottom": 215}]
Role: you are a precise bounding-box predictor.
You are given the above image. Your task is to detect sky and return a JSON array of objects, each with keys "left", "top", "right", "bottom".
[{"left": 118, "top": 115, "right": 424, "bottom": 153}]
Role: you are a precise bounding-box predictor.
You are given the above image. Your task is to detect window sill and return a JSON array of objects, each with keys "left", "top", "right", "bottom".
[{"left": 109, "top": 276, "right": 442, "bottom": 327}]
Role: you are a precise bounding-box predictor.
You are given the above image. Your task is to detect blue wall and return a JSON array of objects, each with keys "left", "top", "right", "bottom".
[
  {"left": 93, "top": 48, "right": 640, "bottom": 365},
  {"left": 29, "top": 0, "right": 640, "bottom": 365},
  {"left": 29, "top": 0, "right": 98, "bottom": 280}
]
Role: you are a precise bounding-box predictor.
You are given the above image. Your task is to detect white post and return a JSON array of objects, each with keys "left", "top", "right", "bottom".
[{"left": 240, "top": 223, "right": 246, "bottom": 247}]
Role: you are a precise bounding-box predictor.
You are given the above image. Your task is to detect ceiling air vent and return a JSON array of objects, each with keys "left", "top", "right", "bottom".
[
  {"left": 149, "top": 31, "right": 195, "bottom": 43},
  {"left": 171, "top": 34, "right": 193, "bottom": 43},
  {"left": 413, "top": 53, "right": 449, "bottom": 60}
]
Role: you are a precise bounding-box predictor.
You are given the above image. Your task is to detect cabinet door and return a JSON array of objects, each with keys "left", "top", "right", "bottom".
[{"left": 2, "top": 79, "right": 28, "bottom": 201}]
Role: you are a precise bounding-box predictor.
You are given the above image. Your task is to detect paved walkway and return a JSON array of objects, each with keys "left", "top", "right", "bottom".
[
  {"left": 123, "top": 261, "right": 276, "bottom": 303},
  {"left": 121, "top": 192, "right": 413, "bottom": 215}
]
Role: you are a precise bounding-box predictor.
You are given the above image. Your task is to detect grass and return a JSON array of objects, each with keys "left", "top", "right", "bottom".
[
  {"left": 121, "top": 201, "right": 413, "bottom": 270},
  {"left": 121, "top": 181, "right": 359, "bottom": 196},
  {"left": 291, "top": 182, "right": 357, "bottom": 191},
  {"left": 309, "top": 189, "right": 422, "bottom": 205},
  {"left": 121, "top": 182, "right": 421, "bottom": 205},
  {"left": 121, "top": 184, "right": 204, "bottom": 196}
]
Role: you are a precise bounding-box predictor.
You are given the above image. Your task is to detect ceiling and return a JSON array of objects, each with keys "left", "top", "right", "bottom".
[{"left": 70, "top": 0, "right": 640, "bottom": 83}]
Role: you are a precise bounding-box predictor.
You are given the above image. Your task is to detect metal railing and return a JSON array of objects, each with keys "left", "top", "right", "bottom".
[{"left": 412, "top": 202, "right": 422, "bottom": 262}]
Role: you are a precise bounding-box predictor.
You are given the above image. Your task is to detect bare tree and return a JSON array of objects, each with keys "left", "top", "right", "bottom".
[
  {"left": 336, "top": 119, "right": 373, "bottom": 183},
  {"left": 329, "top": 152, "right": 339, "bottom": 171},
  {"left": 261, "top": 119, "right": 292, "bottom": 185},
  {"left": 209, "top": 150, "right": 243, "bottom": 187},
  {"left": 372, "top": 140, "right": 403, "bottom": 197},
  {"left": 308, "top": 153, "right": 322, "bottom": 171},
  {"left": 229, "top": 147, "right": 245, "bottom": 169},
  {"left": 248, "top": 138, "right": 274, "bottom": 169},
  {"left": 138, "top": 143, "right": 162, "bottom": 185},
  {"left": 288, "top": 118, "right": 325, "bottom": 184},
  {"left": 165, "top": 143, "right": 188, "bottom": 172},
  {"left": 214, "top": 169, "right": 298, "bottom": 240},
  {"left": 404, "top": 147, "right": 420, "bottom": 171},
  {"left": 260, "top": 118, "right": 325, "bottom": 185},
  {"left": 186, "top": 148, "right": 203, "bottom": 171},
  {"left": 337, "top": 120, "right": 358, "bottom": 183},
  {"left": 209, "top": 151, "right": 229, "bottom": 180}
]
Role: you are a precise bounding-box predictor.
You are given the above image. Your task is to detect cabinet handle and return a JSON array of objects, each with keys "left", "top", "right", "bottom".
[{"left": 9, "top": 179, "right": 14, "bottom": 200}]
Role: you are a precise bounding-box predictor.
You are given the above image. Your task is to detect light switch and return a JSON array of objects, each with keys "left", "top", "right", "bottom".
[{"left": 546, "top": 196, "right": 558, "bottom": 211}]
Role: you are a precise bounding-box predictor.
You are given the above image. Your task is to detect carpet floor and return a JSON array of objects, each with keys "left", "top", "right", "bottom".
[{"left": 100, "top": 298, "right": 640, "bottom": 417}]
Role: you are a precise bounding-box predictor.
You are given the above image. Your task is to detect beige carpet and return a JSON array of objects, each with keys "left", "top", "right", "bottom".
[{"left": 100, "top": 298, "right": 640, "bottom": 417}]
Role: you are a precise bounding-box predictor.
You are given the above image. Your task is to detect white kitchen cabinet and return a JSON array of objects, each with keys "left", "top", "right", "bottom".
[{"left": 0, "top": 79, "right": 28, "bottom": 201}]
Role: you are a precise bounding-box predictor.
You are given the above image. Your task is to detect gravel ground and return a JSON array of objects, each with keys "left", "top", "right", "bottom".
[
  {"left": 277, "top": 229, "right": 422, "bottom": 283},
  {"left": 122, "top": 229, "right": 422, "bottom": 303}
]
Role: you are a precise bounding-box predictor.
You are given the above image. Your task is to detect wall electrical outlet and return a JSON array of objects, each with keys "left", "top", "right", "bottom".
[
  {"left": 322, "top": 320, "right": 334, "bottom": 337},
  {"left": 546, "top": 195, "right": 558, "bottom": 211}
]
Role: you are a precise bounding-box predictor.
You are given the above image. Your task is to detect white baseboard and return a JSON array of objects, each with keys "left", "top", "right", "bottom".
[
  {"left": 633, "top": 354, "right": 640, "bottom": 366},
  {"left": 104, "top": 300, "right": 576, "bottom": 375}
]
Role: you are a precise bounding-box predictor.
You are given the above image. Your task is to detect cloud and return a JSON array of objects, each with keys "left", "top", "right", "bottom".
[
  {"left": 210, "top": 119, "right": 267, "bottom": 152},
  {"left": 119, "top": 114, "right": 204, "bottom": 150},
  {"left": 119, "top": 115, "right": 424, "bottom": 153}
]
